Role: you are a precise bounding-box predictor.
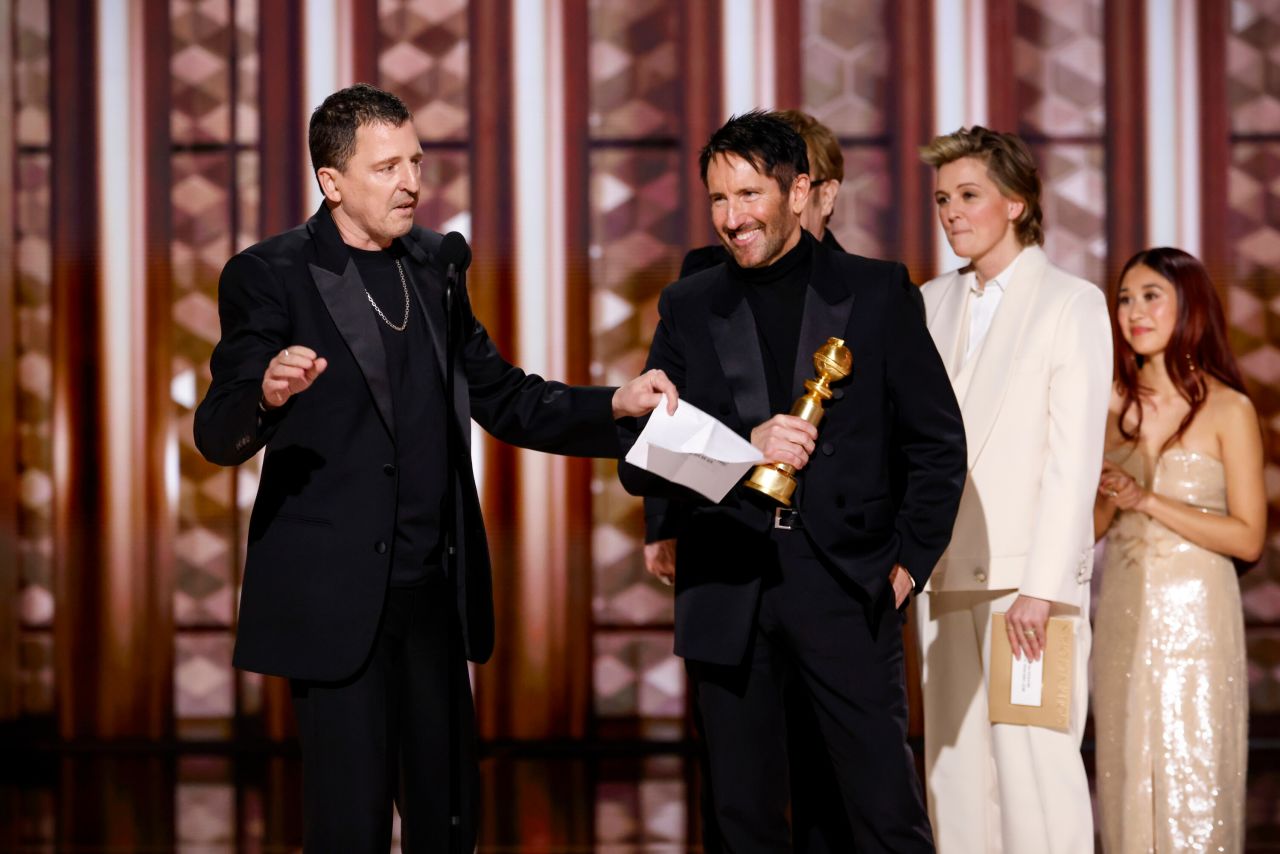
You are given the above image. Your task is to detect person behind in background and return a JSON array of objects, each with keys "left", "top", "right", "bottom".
[
  {"left": 1092, "top": 247, "right": 1264, "bottom": 853},
  {"left": 621, "top": 110, "right": 965, "bottom": 853},
  {"left": 193, "top": 83, "right": 675, "bottom": 853},
  {"left": 914, "top": 126, "right": 1111, "bottom": 854}
]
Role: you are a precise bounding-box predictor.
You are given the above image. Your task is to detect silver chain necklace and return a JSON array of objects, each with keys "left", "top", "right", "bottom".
[{"left": 365, "top": 259, "right": 411, "bottom": 332}]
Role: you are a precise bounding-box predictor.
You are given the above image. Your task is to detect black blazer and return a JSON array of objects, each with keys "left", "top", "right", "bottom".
[
  {"left": 195, "top": 205, "right": 620, "bottom": 681},
  {"left": 619, "top": 236, "right": 966, "bottom": 666},
  {"left": 647, "top": 230, "right": 926, "bottom": 543}
]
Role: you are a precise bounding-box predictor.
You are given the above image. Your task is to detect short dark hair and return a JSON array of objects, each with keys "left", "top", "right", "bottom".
[
  {"left": 699, "top": 110, "right": 810, "bottom": 193},
  {"left": 309, "top": 83, "right": 412, "bottom": 173}
]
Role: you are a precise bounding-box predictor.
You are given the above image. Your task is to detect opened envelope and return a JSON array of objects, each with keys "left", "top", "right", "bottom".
[{"left": 624, "top": 401, "right": 764, "bottom": 502}]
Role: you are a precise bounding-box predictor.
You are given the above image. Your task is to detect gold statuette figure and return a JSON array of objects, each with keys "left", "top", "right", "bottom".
[{"left": 744, "top": 336, "right": 852, "bottom": 506}]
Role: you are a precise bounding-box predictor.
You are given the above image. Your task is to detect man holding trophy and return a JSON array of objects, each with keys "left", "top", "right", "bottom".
[{"left": 619, "top": 112, "right": 967, "bottom": 852}]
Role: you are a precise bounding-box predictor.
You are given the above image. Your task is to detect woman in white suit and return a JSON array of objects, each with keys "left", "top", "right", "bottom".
[{"left": 913, "top": 127, "right": 1112, "bottom": 854}]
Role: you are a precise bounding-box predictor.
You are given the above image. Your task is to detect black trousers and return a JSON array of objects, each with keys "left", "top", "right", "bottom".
[
  {"left": 697, "top": 675, "right": 854, "bottom": 854},
  {"left": 290, "top": 578, "right": 479, "bottom": 854},
  {"left": 688, "top": 545, "right": 934, "bottom": 854}
]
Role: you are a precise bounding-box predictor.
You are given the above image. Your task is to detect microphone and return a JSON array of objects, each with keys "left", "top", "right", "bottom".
[
  {"left": 438, "top": 231, "right": 470, "bottom": 339},
  {"left": 434, "top": 230, "right": 469, "bottom": 854},
  {"left": 438, "top": 231, "right": 471, "bottom": 280}
]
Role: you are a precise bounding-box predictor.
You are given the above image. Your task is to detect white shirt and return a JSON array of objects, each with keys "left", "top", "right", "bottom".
[{"left": 964, "top": 250, "right": 1024, "bottom": 363}]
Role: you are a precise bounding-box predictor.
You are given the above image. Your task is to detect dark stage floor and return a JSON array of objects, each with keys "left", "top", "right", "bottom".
[{"left": 3, "top": 741, "right": 1280, "bottom": 852}]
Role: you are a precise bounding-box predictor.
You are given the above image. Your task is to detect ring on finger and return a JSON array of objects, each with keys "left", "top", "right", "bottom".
[{"left": 1022, "top": 628, "right": 1037, "bottom": 637}]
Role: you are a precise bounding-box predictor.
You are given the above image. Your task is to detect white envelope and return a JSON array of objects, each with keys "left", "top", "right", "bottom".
[{"left": 624, "top": 401, "right": 764, "bottom": 502}]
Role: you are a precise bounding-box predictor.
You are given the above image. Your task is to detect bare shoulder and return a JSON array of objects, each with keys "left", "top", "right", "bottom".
[{"left": 1205, "top": 379, "right": 1260, "bottom": 440}]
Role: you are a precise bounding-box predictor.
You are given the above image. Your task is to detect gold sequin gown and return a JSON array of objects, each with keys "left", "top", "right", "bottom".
[{"left": 1094, "top": 449, "right": 1247, "bottom": 853}]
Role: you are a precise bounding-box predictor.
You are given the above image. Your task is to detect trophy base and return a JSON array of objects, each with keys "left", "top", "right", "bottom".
[{"left": 744, "top": 464, "right": 797, "bottom": 506}]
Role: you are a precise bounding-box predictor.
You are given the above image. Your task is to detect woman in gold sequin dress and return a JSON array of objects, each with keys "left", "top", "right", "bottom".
[{"left": 1092, "top": 248, "right": 1265, "bottom": 853}]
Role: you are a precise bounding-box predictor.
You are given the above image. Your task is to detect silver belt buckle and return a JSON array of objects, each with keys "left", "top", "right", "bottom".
[{"left": 774, "top": 507, "right": 793, "bottom": 530}]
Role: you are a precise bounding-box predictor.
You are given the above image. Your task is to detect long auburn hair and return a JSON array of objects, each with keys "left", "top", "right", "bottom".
[{"left": 1112, "top": 247, "right": 1247, "bottom": 450}]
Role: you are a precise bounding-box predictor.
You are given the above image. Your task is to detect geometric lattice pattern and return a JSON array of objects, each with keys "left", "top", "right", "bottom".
[
  {"left": 175, "top": 756, "right": 237, "bottom": 851},
  {"left": 587, "top": 1, "right": 686, "bottom": 729},
  {"left": 1229, "top": 0, "right": 1280, "bottom": 715},
  {"left": 15, "top": 0, "right": 50, "bottom": 147},
  {"left": 800, "top": 0, "right": 888, "bottom": 138},
  {"left": 1015, "top": 0, "right": 1107, "bottom": 289},
  {"left": 378, "top": 1, "right": 473, "bottom": 236},
  {"left": 595, "top": 757, "right": 688, "bottom": 849},
  {"left": 589, "top": 148, "right": 683, "bottom": 642},
  {"left": 1013, "top": 0, "right": 1105, "bottom": 137},
  {"left": 826, "top": 147, "right": 892, "bottom": 259},
  {"left": 378, "top": 0, "right": 469, "bottom": 142},
  {"left": 801, "top": 1, "right": 892, "bottom": 259},
  {"left": 1033, "top": 142, "right": 1107, "bottom": 287},
  {"left": 588, "top": 138, "right": 684, "bottom": 720},
  {"left": 415, "top": 149, "right": 471, "bottom": 237},
  {"left": 14, "top": 0, "right": 54, "bottom": 715},
  {"left": 171, "top": 0, "right": 257, "bottom": 145},
  {"left": 588, "top": 0, "right": 680, "bottom": 140},
  {"left": 1228, "top": 0, "right": 1280, "bottom": 136},
  {"left": 171, "top": 0, "right": 260, "bottom": 736},
  {"left": 593, "top": 632, "right": 685, "bottom": 733}
]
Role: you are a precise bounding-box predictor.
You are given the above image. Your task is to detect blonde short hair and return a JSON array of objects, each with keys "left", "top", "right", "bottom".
[
  {"left": 920, "top": 126, "right": 1044, "bottom": 247},
  {"left": 775, "top": 109, "right": 843, "bottom": 184}
]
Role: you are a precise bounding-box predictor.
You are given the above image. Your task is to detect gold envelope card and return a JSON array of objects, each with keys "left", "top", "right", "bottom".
[{"left": 988, "top": 613, "right": 1073, "bottom": 731}]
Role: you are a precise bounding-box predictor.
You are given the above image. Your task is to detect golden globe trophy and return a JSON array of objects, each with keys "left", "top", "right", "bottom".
[{"left": 744, "top": 336, "right": 852, "bottom": 506}]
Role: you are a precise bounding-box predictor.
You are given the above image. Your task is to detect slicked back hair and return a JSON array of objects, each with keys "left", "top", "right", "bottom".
[
  {"left": 920, "top": 126, "right": 1045, "bottom": 247},
  {"left": 699, "top": 110, "right": 810, "bottom": 193},
  {"left": 309, "top": 83, "right": 412, "bottom": 174}
]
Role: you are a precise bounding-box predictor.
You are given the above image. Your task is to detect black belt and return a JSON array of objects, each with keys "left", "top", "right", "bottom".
[{"left": 773, "top": 508, "right": 803, "bottom": 530}]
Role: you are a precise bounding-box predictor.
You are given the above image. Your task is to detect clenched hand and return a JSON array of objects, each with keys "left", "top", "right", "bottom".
[
  {"left": 261, "top": 346, "right": 328, "bottom": 409},
  {"left": 750, "top": 414, "right": 818, "bottom": 470}
]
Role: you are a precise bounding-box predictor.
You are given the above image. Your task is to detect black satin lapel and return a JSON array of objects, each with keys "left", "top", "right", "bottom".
[
  {"left": 790, "top": 284, "right": 855, "bottom": 399},
  {"left": 309, "top": 259, "right": 396, "bottom": 439},
  {"left": 710, "top": 299, "right": 772, "bottom": 428}
]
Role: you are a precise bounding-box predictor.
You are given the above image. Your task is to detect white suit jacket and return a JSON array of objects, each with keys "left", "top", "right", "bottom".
[{"left": 921, "top": 247, "right": 1112, "bottom": 605}]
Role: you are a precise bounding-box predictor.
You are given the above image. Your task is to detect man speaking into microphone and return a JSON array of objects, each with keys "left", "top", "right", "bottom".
[{"left": 194, "top": 84, "right": 675, "bottom": 853}]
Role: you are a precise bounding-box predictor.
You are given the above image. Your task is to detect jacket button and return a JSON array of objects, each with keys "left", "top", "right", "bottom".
[
  {"left": 720, "top": 403, "right": 731, "bottom": 416},
  {"left": 383, "top": 463, "right": 397, "bottom": 476},
  {"left": 821, "top": 442, "right": 834, "bottom": 456},
  {"left": 974, "top": 568, "right": 986, "bottom": 583},
  {"left": 375, "top": 541, "right": 388, "bottom": 554},
  {"left": 833, "top": 389, "right": 844, "bottom": 400}
]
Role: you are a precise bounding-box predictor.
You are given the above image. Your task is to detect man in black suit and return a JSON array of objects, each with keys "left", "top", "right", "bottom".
[
  {"left": 648, "top": 109, "right": 874, "bottom": 854},
  {"left": 619, "top": 112, "right": 965, "bottom": 852},
  {"left": 194, "top": 84, "right": 675, "bottom": 853}
]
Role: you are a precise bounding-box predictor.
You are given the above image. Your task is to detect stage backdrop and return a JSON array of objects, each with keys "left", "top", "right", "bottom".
[{"left": 3, "top": 0, "right": 1279, "bottom": 754}]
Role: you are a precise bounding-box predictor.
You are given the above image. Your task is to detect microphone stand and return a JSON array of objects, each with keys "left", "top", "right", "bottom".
[{"left": 443, "top": 260, "right": 463, "bottom": 854}]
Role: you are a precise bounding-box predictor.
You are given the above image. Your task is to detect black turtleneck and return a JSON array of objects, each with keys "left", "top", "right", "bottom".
[
  {"left": 729, "top": 231, "right": 814, "bottom": 414},
  {"left": 348, "top": 242, "right": 447, "bottom": 587}
]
